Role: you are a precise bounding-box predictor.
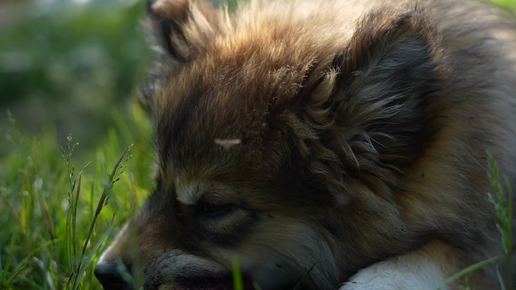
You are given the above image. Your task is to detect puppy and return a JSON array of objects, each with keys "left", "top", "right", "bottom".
[{"left": 95, "top": 0, "right": 516, "bottom": 289}]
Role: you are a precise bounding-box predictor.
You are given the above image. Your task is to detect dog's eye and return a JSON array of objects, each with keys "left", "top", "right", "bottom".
[{"left": 198, "top": 202, "right": 236, "bottom": 217}]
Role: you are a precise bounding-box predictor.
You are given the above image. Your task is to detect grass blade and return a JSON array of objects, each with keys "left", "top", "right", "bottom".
[
  {"left": 0, "top": 235, "right": 16, "bottom": 287},
  {"left": 73, "top": 216, "right": 114, "bottom": 288},
  {"left": 71, "top": 146, "right": 132, "bottom": 289},
  {"left": 232, "top": 258, "right": 244, "bottom": 290},
  {"left": 437, "top": 256, "right": 500, "bottom": 290}
]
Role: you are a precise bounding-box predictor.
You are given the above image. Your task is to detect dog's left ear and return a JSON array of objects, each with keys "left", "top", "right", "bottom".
[
  {"left": 138, "top": 0, "right": 228, "bottom": 112},
  {"left": 144, "top": 0, "right": 226, "bottom": 63},
  {"left": 289, "top": 9, "right": 442, "bottom": 199}
]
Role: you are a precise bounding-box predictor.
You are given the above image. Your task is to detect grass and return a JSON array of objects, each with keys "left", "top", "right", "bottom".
[
  {"left": 0, "top": 103, "right": 154, "bottom": 290},
  {"left": 487, "top": 151, "right": 514, "bottom": 290}
]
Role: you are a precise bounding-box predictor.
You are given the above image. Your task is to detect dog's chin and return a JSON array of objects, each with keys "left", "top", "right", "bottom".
[
  {"left": 156, "top": 276, "right": 256, "bottom": 290},
  {"left": 155, "top": 276, "right": 297, "bottom": 290}
]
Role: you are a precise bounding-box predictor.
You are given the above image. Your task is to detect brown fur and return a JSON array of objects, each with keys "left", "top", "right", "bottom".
[{"left": 95, "top": 0, "right": 516, "bottom": 289}]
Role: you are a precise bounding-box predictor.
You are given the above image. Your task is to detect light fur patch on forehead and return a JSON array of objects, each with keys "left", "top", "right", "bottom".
[{"left": 175, "top": 176, "right": 201, "bottom": 205}]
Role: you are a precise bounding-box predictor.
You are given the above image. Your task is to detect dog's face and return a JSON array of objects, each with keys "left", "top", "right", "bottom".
[
  {"left": 95, "top": 0, "right": 441, "bottom": 289},
  {"left": 94, "top": 25, "right": 344, "bottom": 290},
  {"left": 96, "top": 163, "right": 342, "bottom": 290}
]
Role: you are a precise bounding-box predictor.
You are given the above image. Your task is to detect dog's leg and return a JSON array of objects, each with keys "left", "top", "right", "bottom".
[{"left": 339, "top": 241, "right": 465, "bottom": 290}]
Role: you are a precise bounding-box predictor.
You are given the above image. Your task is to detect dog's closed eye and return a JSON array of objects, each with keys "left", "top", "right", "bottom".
[{"left": 196, "top": 201, "right": 237, "bottom": 217}]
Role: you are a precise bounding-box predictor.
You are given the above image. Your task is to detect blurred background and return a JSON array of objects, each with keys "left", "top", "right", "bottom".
[
  {"left": 0, "top": 0, "right": 515, "bottom": 152},
  {"left": 0, "top": 0, "right": 239, "bottom": 154}
]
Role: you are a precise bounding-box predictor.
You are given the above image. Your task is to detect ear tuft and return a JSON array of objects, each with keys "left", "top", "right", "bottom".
[
  {"left": 143, "top": 0, "right": 226, "bottom": 63},
  {"left": 138, "top": 0, "right": 228, "bottom": 113},
  {"left": 145, "top": 0, "right": 190, "bottom": 61},
  {"left": 287, "top": 8, "right": 443, "bottom": 199}
]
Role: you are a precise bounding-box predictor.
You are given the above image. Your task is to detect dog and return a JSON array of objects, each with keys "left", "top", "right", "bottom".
[{"left": 94, "top": 0, "right": 516, "bottom": 289}]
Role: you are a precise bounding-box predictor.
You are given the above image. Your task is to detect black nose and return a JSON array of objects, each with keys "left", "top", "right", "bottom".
[{"left": 94, "top": 260, "right": 133, "bottom": 290}]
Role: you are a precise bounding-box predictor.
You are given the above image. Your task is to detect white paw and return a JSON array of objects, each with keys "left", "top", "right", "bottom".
[{"left": 338, "top": 255, "right": 447, "bottom": 290}]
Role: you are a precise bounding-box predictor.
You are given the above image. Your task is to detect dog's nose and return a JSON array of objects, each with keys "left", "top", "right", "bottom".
[{"left": 94, "top": 260, "right": 132, "bottom": 290}]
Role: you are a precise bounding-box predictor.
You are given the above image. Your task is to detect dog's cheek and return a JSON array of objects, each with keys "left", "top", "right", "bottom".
[{"left": 208, "top": 217, "right": 339, "bottom": 288}]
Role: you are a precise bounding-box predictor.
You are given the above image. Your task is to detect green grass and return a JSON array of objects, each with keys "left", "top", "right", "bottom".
[
  {"left": 0, "top": 103, "right": 154, "bottom": 290},
  {"left": 487, "top": 151, "right": 514, "bottom": 290}
]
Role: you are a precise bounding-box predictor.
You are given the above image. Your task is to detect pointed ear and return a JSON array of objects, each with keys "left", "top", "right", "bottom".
[
  {"left": 289, "top": 9, "right": 442, "bottom": 199},
  {"left": 138, "top": 0, "right": 228, "bottom": 113},
  {"left": 143, "top": 0, "right": 226, "bottom": 63}
]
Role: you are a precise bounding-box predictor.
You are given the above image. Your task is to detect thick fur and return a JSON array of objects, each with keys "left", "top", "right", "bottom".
[{"left": 96, "top": 0, "right": 516, "bottom": 289}]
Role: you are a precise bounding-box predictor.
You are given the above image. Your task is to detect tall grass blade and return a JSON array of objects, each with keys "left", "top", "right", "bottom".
[
  {"left": 0, "top": 235, "right": 16, "bottom": 287},
  {"left": 71, "top": 146, "right": 132, "bottom": 289},
  {"left": 437, "top": 256, "right": 500, "bottom": 290},
  {"left": 232, "top": 258, "right": 244, "bottom": 290},
  {"left": 73, "top": 216, "right": 114, "bottom": 289}
]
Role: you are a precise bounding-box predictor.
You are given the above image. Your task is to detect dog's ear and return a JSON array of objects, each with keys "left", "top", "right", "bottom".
[
  {"left": 138, "top": 0, "right": 228, "bottom": 112},
  {"left": 144, "top": 0, "right": 226, "bottom": 63},
  {"left": 288, "top": 9, "right": 442, "bottom": 200}
]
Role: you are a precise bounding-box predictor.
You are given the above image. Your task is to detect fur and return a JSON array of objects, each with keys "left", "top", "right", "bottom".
[{"left": 95, "top": 0, "right": 516, "bottom": 289}]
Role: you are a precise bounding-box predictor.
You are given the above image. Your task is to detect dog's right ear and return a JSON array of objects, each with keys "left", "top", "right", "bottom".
[{"left": 143, "top": 0, "right": 226, "bottom": 64}]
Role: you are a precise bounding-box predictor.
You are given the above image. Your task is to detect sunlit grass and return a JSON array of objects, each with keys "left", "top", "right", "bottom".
[{"left": 0, "top": 103, "right": 154, "bottom": 290}]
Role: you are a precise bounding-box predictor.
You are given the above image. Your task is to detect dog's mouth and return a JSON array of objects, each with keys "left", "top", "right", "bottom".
[{"left": 163, "top": 276, "right": 256, "bottom": 290}]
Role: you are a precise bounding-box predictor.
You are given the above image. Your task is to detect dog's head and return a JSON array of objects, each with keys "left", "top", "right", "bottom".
[{"left": 95, "top": 0, "right": 441, "bottom": 289}]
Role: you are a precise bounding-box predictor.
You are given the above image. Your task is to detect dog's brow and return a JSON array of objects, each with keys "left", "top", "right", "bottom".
[{"left": 176, "top": 180, "right": 201, "bottom": 205}]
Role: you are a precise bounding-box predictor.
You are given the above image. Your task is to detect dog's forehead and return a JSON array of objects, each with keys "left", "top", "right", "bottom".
[
  {"left": 152, "top": 67, "right": 304, "bottom": 172},
  {"left": 152, "top": 165, "right": 206, "bottom": 204},
  {"left": 175, "top": 177, "right": 200, "bottom": 205},
  {"left": 155, "top": 168, "right": 246, "bottom": 205}
]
